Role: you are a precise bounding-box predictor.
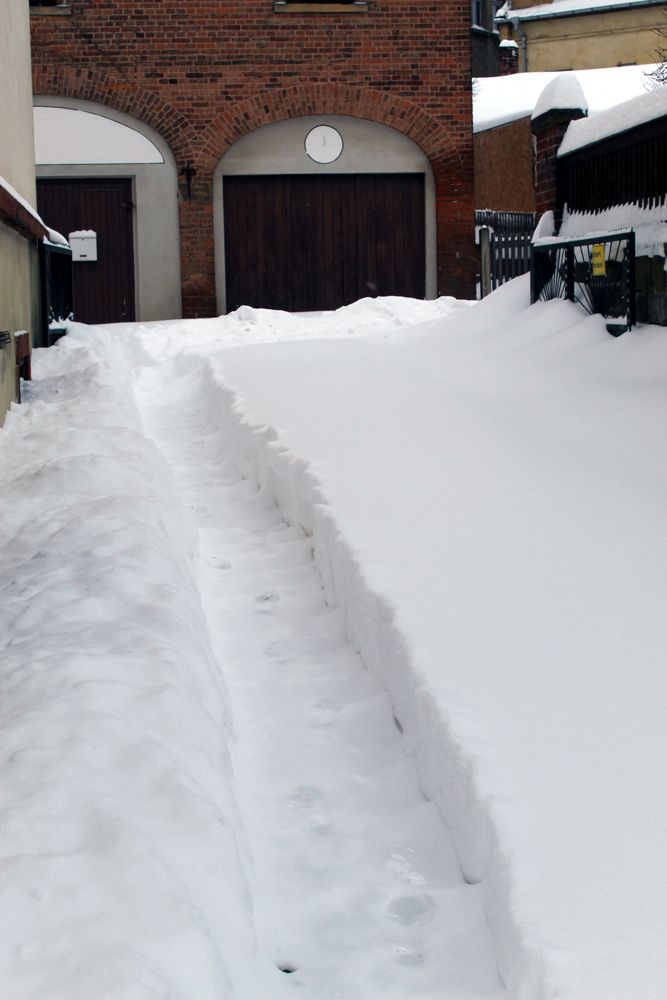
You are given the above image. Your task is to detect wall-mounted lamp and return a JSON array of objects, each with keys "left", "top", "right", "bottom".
[
  {"left": 180, "top": 163, "right": 197, "bottom": 200},
  {"left": 0, "top": 332, "right": 11, "bottom": 349}
]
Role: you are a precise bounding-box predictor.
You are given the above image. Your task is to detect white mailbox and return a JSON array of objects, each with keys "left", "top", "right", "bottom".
[{"left": 69, "top": 230, "right": 98, "bottom": 262}]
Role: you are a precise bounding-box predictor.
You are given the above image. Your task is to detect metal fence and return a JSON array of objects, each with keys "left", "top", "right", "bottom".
[
  {"left": 477, "top": 210, "right": 536, "bottom": 297},
  {"left": 530, "top": 230, "right": 636, "bottom": 334},
  {"left": 39, "top": 241, "right": 73, "bottom": 346},
  {"left": 558, "top": 119, "right": 667, "bottom": 214}
]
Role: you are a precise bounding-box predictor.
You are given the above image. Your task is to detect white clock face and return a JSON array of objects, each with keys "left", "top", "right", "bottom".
[{"left": 304, "top": 125, "right": 344, "bottom": 164}]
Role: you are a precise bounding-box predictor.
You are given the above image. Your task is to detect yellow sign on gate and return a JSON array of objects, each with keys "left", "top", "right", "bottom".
[{"left": 591, "top": 243, "right": 606, "bottom": 277}]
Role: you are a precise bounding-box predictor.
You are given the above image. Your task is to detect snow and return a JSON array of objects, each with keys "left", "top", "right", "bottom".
[
  {"left": 497, "top": 0, "right": 658, "bottom": 21},
  {"left": 1, "top": 288, "right": 666, "bottom": 1000},
  {"left": 474, "top": 63, "right": 657, "bottom": 132},
  {"left": 44, "top": 228, "right": 69, "bottom": 247},
  {"left": 0, "top": 172, "right": 68, "bottom": 246},
  {"left": 33, "top": 106, "right": 164, "bottom": 165},
  {"left": 0, "top": 172, "right": 41, "bottom": 225},
  {"left": 560, "top": 201, "right": 667, "bottom": 256},
  {"left": 531, "top": 73, "right": 588, "bottom": 120},
  {"left": 559, "top": 85, "right": 667, "bottom": 155}
]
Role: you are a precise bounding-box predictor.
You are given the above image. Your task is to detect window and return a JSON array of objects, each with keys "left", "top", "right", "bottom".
[
  {"left": 29, "top": 1, "right": 71, "bottom": 11},
  {"left": 472, "top": 0, "right": 496, "bottom": 31},
  {"left": 274, "top": 1, "right": 368, "bottom": 12}
]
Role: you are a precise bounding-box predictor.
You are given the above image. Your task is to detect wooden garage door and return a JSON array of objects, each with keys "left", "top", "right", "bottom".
[
  {"left": 36, "top": 178, "right": 135, "bottom": 324},
  {"left": 223, "top": 173, "right": 425, "bottom": 312}
]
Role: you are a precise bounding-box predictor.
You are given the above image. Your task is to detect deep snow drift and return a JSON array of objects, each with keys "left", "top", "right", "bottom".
[{"left": 1, "top": 284, "right": 665, "bottom": 1000}]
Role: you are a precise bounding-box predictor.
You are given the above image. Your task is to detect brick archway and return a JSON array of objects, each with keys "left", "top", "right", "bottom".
[
  {"left": 198, "top": 82, "right": 463, "bottom": 174},
  {"left": 31, "top": 68, "right": 475, "bottom": 316},
  {"left": 198, "top": 85, "right": 474, "bottom": 313},
  {"left": 32, "top": 63, "right": 197, "bottom": 170}
]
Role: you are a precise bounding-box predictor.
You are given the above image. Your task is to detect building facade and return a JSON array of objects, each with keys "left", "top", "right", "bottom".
[
  {"left": 30, "top": 0, "right": 477, "bottom": 320},
  {"left": 496, "top": 0, "right": 665, "bottom": 72},
  {"left": 1, "top": 1, "right": 44, "bottom": 425}
]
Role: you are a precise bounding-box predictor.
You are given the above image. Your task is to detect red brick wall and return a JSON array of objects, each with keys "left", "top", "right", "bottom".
[
  {"left": 475, "top": 117, "right": 536, "bottom": 214},
  {"left": 533, "top": 123, "right": 566, "bottom": 219},
  {"left": 31, "top": 1, "right": 476, "bottom": 315}
]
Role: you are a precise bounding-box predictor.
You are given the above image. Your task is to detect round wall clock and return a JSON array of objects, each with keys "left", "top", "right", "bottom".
[{"left": 304, "top": 125, "right": 344, "bottom": 164}]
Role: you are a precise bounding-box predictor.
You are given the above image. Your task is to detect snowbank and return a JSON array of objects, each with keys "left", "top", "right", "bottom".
[
  {"left": 0, "top": 336, "right": 254, "bottom": 999},
  {"left": 161, "top": 283, "right": 666, "bottom": 1000},
  {"left": 2, "top": 288, "right": 665, "bottom": 999}
]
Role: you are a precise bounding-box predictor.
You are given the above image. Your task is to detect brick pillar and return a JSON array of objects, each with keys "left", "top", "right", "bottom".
[
  {"left": 434, "top": 162, "right": 476, "bottom": 301},
  {"left": 179, "top": 169, "right": 217, "bottom": 319},
  {"left": 531, "top": 108, "right": 586, "bottom": 221}
]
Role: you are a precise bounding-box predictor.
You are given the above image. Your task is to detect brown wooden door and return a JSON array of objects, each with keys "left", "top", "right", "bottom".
[
  {"left": 37, "top": 178, "right": 135, "bottom": 324},
  {"left": 224, "top": 174, "right": 425, "bottom": 312}
]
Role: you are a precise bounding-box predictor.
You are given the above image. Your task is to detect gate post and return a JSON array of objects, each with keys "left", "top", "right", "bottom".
[
  {"left": 531, "top": 75, "right": 588, "bottom": 222},
  {"left": 479, "top": 226, "right": 492, "bottom": 298}
]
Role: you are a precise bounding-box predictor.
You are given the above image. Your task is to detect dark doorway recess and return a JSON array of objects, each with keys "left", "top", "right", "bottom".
[
  {"left": 223, "top": 173, "right": 425, "bottom": 312},
  {"left": 37, "top": 178, "right": 136, "bottom": 324}
]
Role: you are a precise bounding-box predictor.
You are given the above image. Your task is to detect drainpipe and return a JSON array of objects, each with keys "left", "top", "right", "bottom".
[{"left": 511, "top": 16, "right": 528, "bottom": 72}]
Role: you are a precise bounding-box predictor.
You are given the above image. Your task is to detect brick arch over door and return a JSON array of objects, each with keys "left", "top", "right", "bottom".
[
  {"left": 32, "top": 64, "right": 198, "bottom": 170},
  {"left": 34, "top": 94, "right": 183, "bottom": 322},
  {"left": 203, "top": 86, "right": 473, "bottom": 312},
  {"left": 31, "top": 70, "right": 474, "bottom": 315},
  {"left": 198, "top": 83, "right": 464, "bottom": 174}
]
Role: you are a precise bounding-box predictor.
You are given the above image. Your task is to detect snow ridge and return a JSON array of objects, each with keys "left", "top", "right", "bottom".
[
  {"left": 195, "top": 352, "right": 538, "bottom": 995},
  {"left": 0, "top": 335, "right": 254, "bottom": 1000}
]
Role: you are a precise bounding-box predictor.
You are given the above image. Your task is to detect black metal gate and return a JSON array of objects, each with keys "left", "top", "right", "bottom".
[{"left": 530, "top": 230, "right": 636, "bottom": 334}]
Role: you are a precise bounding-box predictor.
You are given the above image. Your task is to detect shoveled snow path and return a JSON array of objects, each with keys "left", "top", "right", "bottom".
[{"left": 133, "top": 354, "right": 503, "bottom": 1000}]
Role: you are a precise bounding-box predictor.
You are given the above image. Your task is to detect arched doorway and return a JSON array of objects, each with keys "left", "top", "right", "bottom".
[
  {"left": 34, "top": 98, "right": 182, "bottom": 322},
  {"left": 214, "top": 116, "right": 436, "bottom": 314}
]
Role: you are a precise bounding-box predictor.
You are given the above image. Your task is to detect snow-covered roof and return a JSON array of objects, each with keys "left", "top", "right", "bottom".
[
  {"left": 0, "top": 173, "right": 39, "bottom": 224},
  {"left": 531, "top": 72, "right": 588, "bottom": 121},
  {"left": 497, "top": 0, "right": 662, "bottom": 22},
  {"left": 559, "top": 85, "right": 667, "bottom": 155},
  {"left": 473, "top": 63, "right": 657, "bottom": 132},
  {"left": 0, "top": 173, "right": 69, "bottom": 246}
]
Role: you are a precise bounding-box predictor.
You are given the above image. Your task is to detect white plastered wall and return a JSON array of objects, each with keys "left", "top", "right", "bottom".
[
  {"left": 1, "top": 1, "right": 40, "bottom": 424},
  {"left": 34, "top": 97, "right": 182, "bottom": 321},
  {"left": 214, "top": 115, "right": 437, "bottom": 314}
]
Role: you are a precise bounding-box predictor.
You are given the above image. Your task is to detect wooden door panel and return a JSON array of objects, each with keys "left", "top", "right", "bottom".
[
  {"left": 37, "top": 178, "right": 135, "bottom": 324},
  {"left": 224, "top": 174, "right": 425, "bottom": 313}
]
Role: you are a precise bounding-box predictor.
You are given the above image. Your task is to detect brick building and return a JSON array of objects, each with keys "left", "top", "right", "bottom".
[{"left": 30, "top": 0, "right": 476, "bottom": 319}]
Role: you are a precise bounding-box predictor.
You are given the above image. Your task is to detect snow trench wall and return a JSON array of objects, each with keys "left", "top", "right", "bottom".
[
  {"left": 196, "top": 354, "right": 543, "bottom": 998},
  {"left": 0, "top": 335, "right": 255, "bottom": 1000}
]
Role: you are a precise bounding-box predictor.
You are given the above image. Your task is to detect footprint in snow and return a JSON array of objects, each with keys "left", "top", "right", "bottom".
[
  {"left": 310, "top": 699, "right": 342, "bottom": 727},
  {"left": 254, "top": 592, "right": 280, "bottom": 613},
  {"left": 209, "top": 556, "right": 231, "bottom": 569},
  {"left": 392, "top": 945, "right": 424, "bottom": 967},
  {"left": 286, "top": 784, "right": 322, "bottom": 809},
  {"left": 386, "top": 893, "right": 435, "bottom": 927}
]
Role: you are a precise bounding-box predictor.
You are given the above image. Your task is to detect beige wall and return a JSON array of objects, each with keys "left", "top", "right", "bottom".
[
  {"left": 0, "top": 228, "right": 39, "bottom": 421},
  {"left": 2, "top": 2, "right": 37, "bottom": 204},
  {"left": 35, "top": 97, "right": 183, "bottom": 322},
  {"left": 1, "top": 0, "right": 40, "bottom": 426},
  {"left": 522, "top": 7, "right": 662, "bottom": 71}
]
